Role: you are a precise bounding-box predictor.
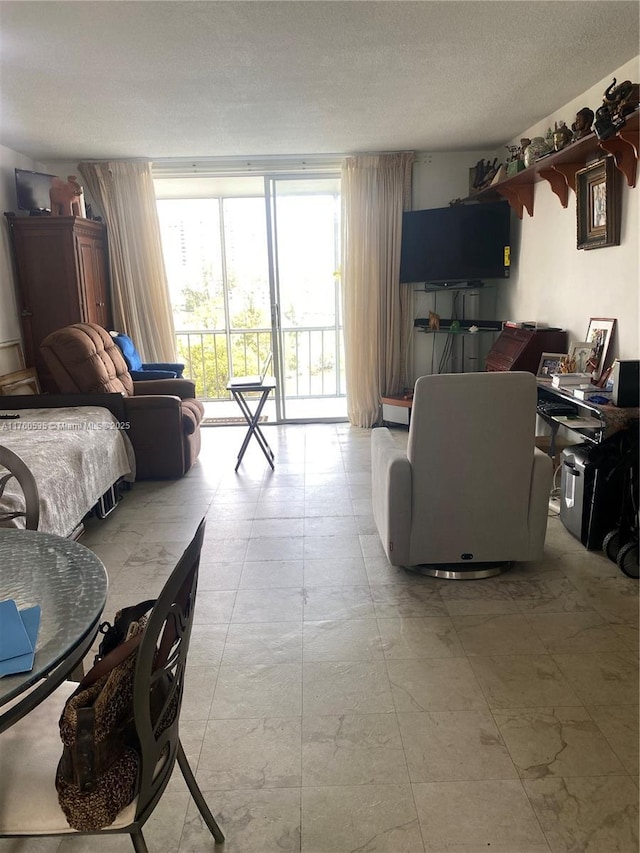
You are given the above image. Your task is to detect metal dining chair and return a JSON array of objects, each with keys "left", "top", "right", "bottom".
[
  {"left": 0, "top": 445, "right": 40, "bottom": 530},
  {"left": 0, "top": 517, "right": 225, "bottom": 851}
]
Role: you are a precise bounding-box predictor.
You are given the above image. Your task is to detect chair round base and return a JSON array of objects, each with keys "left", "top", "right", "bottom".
[{"left": 405, "top": 561, "right": 512, "bottom": 580}]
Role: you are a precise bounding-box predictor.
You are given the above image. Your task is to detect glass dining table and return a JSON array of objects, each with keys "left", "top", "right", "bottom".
[{"left": 0, "top": 528, "right": 107, "bottom": 733}]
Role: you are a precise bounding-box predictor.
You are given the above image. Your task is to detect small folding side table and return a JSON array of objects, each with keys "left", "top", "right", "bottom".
[{"left": 226, "top": 377, "right": 276, "bottom": 471}]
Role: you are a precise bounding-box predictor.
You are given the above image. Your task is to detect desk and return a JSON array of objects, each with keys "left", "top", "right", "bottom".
[
  {"left": 227, "top": 377, "right": 276, "bottom": 472},
  {"left": 537, "top": 379, "right": 639, "bottom": 458},
  {"left": 0, "top": 529, "right": 107, "bottom": 733}
]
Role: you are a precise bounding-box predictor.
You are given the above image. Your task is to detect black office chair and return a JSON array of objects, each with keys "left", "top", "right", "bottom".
[
  {"left": 0, "top": 518, "right": 225, "bottom": 850},
  {"left": 0, "top": 445, "right": 40, "bottom": 530}
]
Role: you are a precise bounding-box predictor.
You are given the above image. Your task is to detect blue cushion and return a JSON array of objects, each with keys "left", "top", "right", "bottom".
[
  {"left": 113, "top": 333, "right": 142, "bottom": 372},
  {"left": 112, "top": 333, "right": 185, "bottom": 379}
]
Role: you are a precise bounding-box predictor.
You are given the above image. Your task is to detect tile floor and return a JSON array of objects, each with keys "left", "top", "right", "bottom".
[{"left": 3, "top": 423, "right": 638, "bottom": 853}]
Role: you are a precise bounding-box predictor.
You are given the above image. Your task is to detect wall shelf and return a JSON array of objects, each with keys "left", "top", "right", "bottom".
[
  {"left": 472, "top": 110, "right": 639, "bottom": 218},
  {"left": 414, "top": 318, "right": 503, "bottom": 334},
  {"left": 416, "top": 328, "right": 499, "bottom": 336},
  {"left": 419, "top": 282, "right": 495, "bottom": 293}
]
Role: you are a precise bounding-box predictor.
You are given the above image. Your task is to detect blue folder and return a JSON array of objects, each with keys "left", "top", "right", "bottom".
[{"left": 0, "top": 599, "right": 41, "bottom": 677}]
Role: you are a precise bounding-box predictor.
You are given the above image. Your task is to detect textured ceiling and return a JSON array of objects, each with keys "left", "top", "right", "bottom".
[{"left": 0, "top": 1, "right": 638, "bottom": 162}]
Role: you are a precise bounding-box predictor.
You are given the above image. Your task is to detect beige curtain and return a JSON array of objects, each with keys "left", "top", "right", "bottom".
[
  {"left": 77, "top": 160, "right": 176, "bottom": 361},
  {"left": 341, "top": 152, "right": 414, "bottom": 427}
]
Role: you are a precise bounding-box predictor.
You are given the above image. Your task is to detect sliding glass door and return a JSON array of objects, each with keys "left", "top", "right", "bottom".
[
  {"left": 266, "top": 176, "right": 344, "bottom": 421},
  {"left": 157, "top": 173, "right": 344, "bottom": 422}
]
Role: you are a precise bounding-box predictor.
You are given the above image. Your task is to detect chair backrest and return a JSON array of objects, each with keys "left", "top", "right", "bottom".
[
  {"left": 407, "top": 371, "right": 538, "bottom": 561},
  {"left": 111, "top": 333, "right": 143, "bottom": 373},
  {"left": 0, "top": 446, "right": 40, "bottom": 530},
  {"left": 40, "top": 324, "right": 134, "bottom": 396},
  {"left": 131, "top": 517, "right": 205, "bottom": 825}
]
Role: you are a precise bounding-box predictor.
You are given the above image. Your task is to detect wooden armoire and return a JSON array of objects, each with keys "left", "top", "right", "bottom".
[{"left": 5, "top": 214, "right": 112, "bottom": 391}]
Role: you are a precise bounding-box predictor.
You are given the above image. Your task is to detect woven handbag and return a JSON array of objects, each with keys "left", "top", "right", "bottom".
[{"left": 55, "top": 600, "right": 155, "bottom": 831}]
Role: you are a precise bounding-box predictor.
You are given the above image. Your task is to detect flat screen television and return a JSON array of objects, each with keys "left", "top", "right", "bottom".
[
  {"left": 399, "top": 201, "right": 511, "bottom": 284},
  {"left": 15, "top": 169, "right": 57, "bottom": 214}
]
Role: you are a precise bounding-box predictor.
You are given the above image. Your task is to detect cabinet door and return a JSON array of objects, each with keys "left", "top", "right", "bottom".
[
  {"left": 92, "top": 240, "right": 111, "bottom": 327},
  {"left": 486, "top": 329, "right": 530, "bottom": 371},
  {"left": 76, "top": 234, "right": 110, "bottom": 327},
  {"left": 12, "top": 230, "right": 82, "bottom": 368}
]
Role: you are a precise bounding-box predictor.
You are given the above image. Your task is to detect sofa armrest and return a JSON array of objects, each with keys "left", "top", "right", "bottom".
[
  {"left": 371, "top": 427, "right": 412, "bottom": 566},
  {"left": 123, "top": 395, "right": 190, "bottom": 479},
  {"left": 141, "top": 362, "right": 185, "bottom": 377},
  {"left": 133, "top": 378, "right": 196, "bottom": 398},
  {"left": 124, "top": 394, "right": 201, "bottom": 433},
  {"left": 124, "top": 394, "right": 181, "bottom": 412},
  {"left": 130, "top": 369, "right": 178, "bottom": 381}
]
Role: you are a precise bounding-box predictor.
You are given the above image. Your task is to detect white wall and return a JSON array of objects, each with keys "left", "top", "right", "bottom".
[
  {"left": 412, "top": 149, "right": 499, "bottom": 209},
  {"left": 1, "top": 57, "right": 638, "bottom": 367},
  {"left": 499, "top": 57, "right": 640, "bottom": 360},
  {"left": 408, "top": 57, "right": 640, "bottom": 374}
]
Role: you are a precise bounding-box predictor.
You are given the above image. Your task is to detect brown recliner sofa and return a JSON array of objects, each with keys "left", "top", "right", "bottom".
[{"left": 40, "top": 323, "right": 204, "bottom": 480}]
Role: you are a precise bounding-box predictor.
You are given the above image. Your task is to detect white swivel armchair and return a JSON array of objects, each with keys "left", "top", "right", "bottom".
[{"left": 371, "top": 371, "right": 553, "bottom": 579}]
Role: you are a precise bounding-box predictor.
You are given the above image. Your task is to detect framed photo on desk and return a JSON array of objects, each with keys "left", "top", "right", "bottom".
[
  {"left": 569, "top": 341, "right": 593, "bottom": 374},
  {"left": 585, "top": 318, "right": 616, "bottom": 381},
  {"left": 537, "top": 352, "right": 567, "bottom": 377}
]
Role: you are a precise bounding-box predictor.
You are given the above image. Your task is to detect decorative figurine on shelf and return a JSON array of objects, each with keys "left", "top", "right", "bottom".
[
  {"left": 471, "top": 157, "right": 502, "bottom": 191},
  {"left": 523, "top": 137, "right": 552, "bottom": 167},
  {"left": 505, "top": 144, "right": 525, "bottom": 176},
  {"left": 595, "top": 78, "right": 640, "bottom": 140},
  {"left": 572, "top": 107, "right": 594, "bottom": 139},
  {"left": 614, "top": 81, "right": 639, "bottom": 120},
  {"left": 490, "top": 164, "right": 506, "bottom": 185},
  {"left": 544, "top": 127, "right": 555, "bottom": 149},
  {"left": 482, "top": 158, "right": 501, "bottom": 186},
  {"left": 553, "top": 121, "right": 573, "bottom": 151},
  {"left": 471, "top": 159, "right": 487, "bottom": 190},
  {"left": 49, "top": 175, "right": 86, "bottom": 217},
  {"left": 428, "top": 311, "right": 440, "bottom": 332}
]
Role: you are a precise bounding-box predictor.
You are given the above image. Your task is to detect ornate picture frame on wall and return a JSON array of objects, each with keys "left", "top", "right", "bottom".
[
  {"left": 576, "top": 156, "right": 620, "bottom": 250},
  {"left": 585, "top": 318, "right": 616, "bottom": 381}
]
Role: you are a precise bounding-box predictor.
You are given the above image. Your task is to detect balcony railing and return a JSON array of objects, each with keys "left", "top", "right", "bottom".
[{"left": 176, "top": 327, "right": 345, "bottom": 401}]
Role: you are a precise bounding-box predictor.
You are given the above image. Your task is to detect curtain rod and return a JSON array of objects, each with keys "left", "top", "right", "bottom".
[{"left": 152, "top": 155, "right": 343, "bottom": 178}]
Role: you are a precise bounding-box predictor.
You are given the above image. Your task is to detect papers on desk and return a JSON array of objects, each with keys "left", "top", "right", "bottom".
[
  {"left": 573, "top": 387, "right": 613, "bottom": 403},
  {"left": 553, "top": 415, "right": 601, "bottom": 429},
  {"left": 551, "top": 373, "right": 592, "bottom": 388},
  {"left": 0, "top": 599, "right": 41, "bottom": 677}
]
